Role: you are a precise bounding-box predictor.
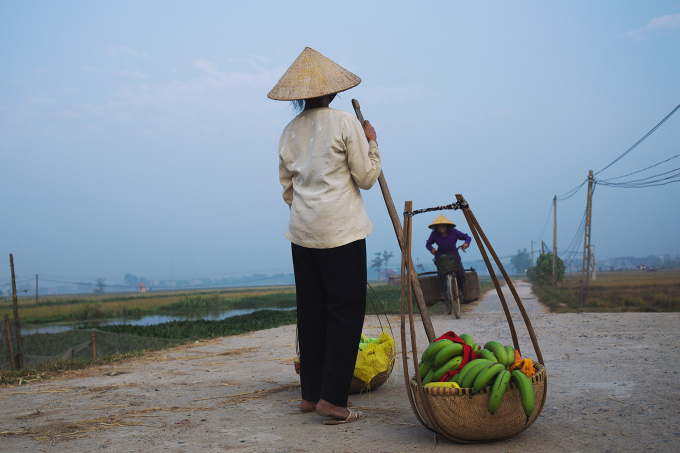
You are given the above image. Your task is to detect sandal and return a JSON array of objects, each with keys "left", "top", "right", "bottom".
[{"left": 322, "top": 408, "right": 365, "bottom": 425}]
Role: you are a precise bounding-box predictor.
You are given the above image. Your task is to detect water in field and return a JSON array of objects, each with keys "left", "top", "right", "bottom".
[{"left": 20, "top": 307, "right": 295, "bottom": 336}]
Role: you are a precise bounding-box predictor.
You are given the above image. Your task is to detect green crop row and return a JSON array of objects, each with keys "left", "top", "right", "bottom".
[{"left": 90, "top": 309, "right": 298, "bottom": 339}]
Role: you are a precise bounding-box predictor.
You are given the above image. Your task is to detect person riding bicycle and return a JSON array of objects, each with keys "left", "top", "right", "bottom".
[{"left": 425, "top": 214, "right": 472, "bottom": 301}]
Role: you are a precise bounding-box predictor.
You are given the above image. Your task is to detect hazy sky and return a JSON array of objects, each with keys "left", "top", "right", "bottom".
[{"left": 2, "top": 1, "right": 679, "bottom": 285}]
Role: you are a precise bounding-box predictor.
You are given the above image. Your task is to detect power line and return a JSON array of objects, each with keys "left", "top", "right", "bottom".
[
  {"left": 598, "top": 153, "right": 680, "bottom": 182},
  {"left": 595, "top": 102, "right": 680, "bottom": 176},
  {"left": 535, "top": 201, "right": 554, "bottom": 241}
]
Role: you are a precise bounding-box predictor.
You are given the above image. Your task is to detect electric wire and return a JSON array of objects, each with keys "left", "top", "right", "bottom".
[{"left": 595, "top": 102, "right": 680, "bottom": 176}]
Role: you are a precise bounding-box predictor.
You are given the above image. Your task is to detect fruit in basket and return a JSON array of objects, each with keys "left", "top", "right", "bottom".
[
  {"left": 459, "top": 334, "right": 474, "bottom": 347},
  {"left": 433, "top": 343, "right": 464, "bottom": 368},
  {"left": 472, "top": 343, "right": 482, "bottom": 354},
  {"left": 488, "top": 370, "right": 511, "bottom": 414},
  {"left": 511, "top": 370, "right": 535, "bottom": 419},
  {"left": 472, "top": 362, "right": 505, "bottom": 393},
  {"left": 453, "top": 359, "right": 491, "bottom": 385},
  {"left": 484, "top": 341, "right": 509, "bottom": 368},
  {"left": 460, "top": 361, "right": 495, "bottom": 389},
  {"left": 419, "top": 359, "right": 434, "bottom": 378},
  {"left": 359, "top": 342, "right": 368, "bottom": 350},
  {"left": 478, "top": 349, "right": 498, "bottom": 362},
  {"left": 425, "top": 381, "right": 460, "bottom": 389},
  {"left": 422, "top": 369, "right": 436, "bottom": 385},
  {"left": 361, "top": 334, "right": 368, "bottom": 342},
  {"left": 421, "top": 339, "right": 453, "bottom": 363},
  {"left": 504, "top": 345, "right": 516, "bottom": 365},
  {"left": 431, "top": 356, "right": 463, "bottom": 382}
]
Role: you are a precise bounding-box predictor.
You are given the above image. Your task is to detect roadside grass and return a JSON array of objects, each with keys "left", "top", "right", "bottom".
[
  {"left": 1, "top": 309, "right": 298, "bottom": 384},
  {"left": 0, "top": 350, "right": 146, "bottom": 386},
  {"left": 0, "top": 287, "right": 296, "bottom": 324},
  {"left": 531, "top": 269, "right": 680, "bottom": 312}
]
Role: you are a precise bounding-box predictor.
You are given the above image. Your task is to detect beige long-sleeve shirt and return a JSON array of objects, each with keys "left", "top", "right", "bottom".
[{"left": 278, "top": 107, "right": 382, "bottom": 249}]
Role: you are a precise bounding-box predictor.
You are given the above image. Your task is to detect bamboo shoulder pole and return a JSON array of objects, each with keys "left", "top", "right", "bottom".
[
  {"left": 351, "top": 99, "right": 435, "bottom": 342},
  {"left": 4, "top": 315, "right": 15, "bottom": 370},
  {"left": 9, "top": 254, "right": 23, "bottom": 369}
]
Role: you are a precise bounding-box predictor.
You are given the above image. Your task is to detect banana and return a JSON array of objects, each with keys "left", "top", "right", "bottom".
[
  {"left": 472, "top": 362, "right": 506, "bottom": 393},
  {"left": 421, "top": 339, "right": 453, "bottom": 363},
  {"left": 422, "top": 369, "right": 436, "bottom": 385},
  {"left": 359, "top": 342, "right": 368, "bottom": 350},
  {"left": 504, "top": 345, "right": 516, "bottom": 367},
  {"left": 460, "top": 361, "right": 494, "bottom": 389},
  {"left": 425, "top": 381, "right": 460, "bottom": 389},
  {"left": 453, "top": 359, "right": 491, "bottom": 385},
  {"left": 419, "top": 358, "right": 434, "bottom": 378},
  {"left": 459, "top": 334, "right": 474, "bottom": 347},
  {"left": 511, "top": 370, "right": 535, "bottom": 420},
  {"left": 488, "top": 370, "right": 511, "bottom": 414},
  {"left": 360, "top": 334, "right": 367, "bottom": 342},
  {"left": 431, "top": 356, "right": 463, "bottom": 382},
  {"left": 472, "top": 343, "right": 482, "bottom": 354},
  {"left": 478, "top": 349, "right": 498, "bottom": 362},
  {"left": 433, "top": 343, "right": 464, "bottom": 368},
  {"left": 484, "top": 341, "right": 509, "bottom": 367}
]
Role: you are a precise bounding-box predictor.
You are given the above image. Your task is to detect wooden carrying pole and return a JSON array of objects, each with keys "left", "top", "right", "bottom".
[
  {"left": 4, "top": 315, "right": 15, "bottom": 370},
  {"left": 400, "top": 195, "right": 547, "bottom": 442},
  {"left": 351, "top": 99, "right": 435, "bottom": 342},
  {"left": 9, "top": 254, "right": 23, "bottom": 369}
]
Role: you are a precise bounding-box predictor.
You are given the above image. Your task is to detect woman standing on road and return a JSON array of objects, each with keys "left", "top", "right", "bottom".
[{"left": 269, "top": 48, "right": 381, "bottom": 425}]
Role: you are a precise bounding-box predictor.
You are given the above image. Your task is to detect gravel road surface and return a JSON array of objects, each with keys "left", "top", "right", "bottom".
[{"left": 2, "top": 281, "right": 679, "bottom": 452}]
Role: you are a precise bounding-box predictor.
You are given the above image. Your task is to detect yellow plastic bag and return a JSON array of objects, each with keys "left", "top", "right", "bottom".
[{"left": 353, "top": 330, "right": 396, "bottom": 385}]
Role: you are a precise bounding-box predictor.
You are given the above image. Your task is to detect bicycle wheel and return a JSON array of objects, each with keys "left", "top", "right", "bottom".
[{"left": 447, "top": 274, "right": 461, "bottom": 319}]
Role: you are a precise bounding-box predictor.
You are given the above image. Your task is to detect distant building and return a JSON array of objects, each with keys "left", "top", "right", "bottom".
[{"left": 137, "top": 281, "right": 146, "bottom": 293}]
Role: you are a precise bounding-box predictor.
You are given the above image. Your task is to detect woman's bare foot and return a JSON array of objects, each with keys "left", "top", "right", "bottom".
[
  {"left": 315, "top": 399, "right": 349, "bottom": 420},
  {"left": 300, "top": 399, "right": 317, "bottom": 413}
]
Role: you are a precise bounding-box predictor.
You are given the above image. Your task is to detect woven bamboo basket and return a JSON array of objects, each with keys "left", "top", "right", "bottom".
[
  {"left": 409, "top": 364, "right": 546, "bottom": 441},
  {"left": 348, "top": 349, "right": 395, "bottom": 394},
  {"left": 295, "top": 348, "right": 395, "bottom": 394},
  {"left": 400, "top": 196, "right": 548, "bottom": 443}
]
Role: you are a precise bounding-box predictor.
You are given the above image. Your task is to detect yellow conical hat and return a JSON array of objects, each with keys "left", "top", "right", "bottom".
[
  {"left": 267, "top": 47, "right": 361, "bottom": 101},
  {"left": 428, "top": 214, "right": 456, "bottom": 229}
]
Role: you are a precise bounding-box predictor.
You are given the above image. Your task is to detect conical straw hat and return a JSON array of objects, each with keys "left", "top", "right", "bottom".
[
  {"left": 267, "top": 47, "right": 361, "bottom": 101},
  {"left": 429, "top": 214, "right": 456, "bottom": 229}
]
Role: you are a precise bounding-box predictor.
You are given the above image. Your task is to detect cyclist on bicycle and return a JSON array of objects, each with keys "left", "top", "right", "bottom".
[{"left": 425, "top": 214, "right": 471, "bottom": 301}]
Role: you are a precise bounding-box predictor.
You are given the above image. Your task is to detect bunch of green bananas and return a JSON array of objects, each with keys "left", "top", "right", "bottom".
[
  {"left": 417, "top": 334, "right": 475, "bottom": 386},
  {"left": 418, "top": 335, "right": 535, "bottom": 419}
]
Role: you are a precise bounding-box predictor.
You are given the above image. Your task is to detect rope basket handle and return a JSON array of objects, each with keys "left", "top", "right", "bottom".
[{"left": 401, "top": 196, "right": 548, "bottom": 443}]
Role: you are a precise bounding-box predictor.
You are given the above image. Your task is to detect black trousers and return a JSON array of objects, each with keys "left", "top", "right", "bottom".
[{"left": 292, "top": 239, "right": 367, "bottom": 407}]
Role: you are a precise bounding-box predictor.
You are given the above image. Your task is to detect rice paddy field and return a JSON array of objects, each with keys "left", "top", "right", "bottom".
[{"left": 532, "top": 268, "right": 680, "bottom": 312}]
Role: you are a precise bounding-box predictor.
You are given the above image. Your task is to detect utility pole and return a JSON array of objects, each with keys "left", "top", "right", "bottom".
[
  {"left": 581, "top": 170, "right": 594, "bottom": 304},
  {"left": 35, "top": 274, "right": 38, "bottom": 304},
  {"left": 9, "top": 254, "right": 23, "bottom": 369},
  {"left": 590, "top": 245, "right": 596, "bottom": 281},
  {"left": 553, "top": 195, "right": 557, "bottom": 286},
  {"left": 531, "top": 241, "right": 534, "bottom": 268},
  {"left": 541, "top": 241, "right": 545, "bottom": 255}
]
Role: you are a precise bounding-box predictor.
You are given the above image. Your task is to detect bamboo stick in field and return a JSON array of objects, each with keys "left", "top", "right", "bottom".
[
  {"left": 4, "top": 315, "right": 15, "bottom": 370},
  {"left": 92, "top": 330, "right": 97, "bottom": 359},
  {"left": 9, "top": 254, "right": 23, "bottom": 369}
]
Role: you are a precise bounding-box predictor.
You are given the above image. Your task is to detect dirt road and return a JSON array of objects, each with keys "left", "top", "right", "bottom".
[{"left": 2, "top": 281, "right": 679, "bottom": 452}]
